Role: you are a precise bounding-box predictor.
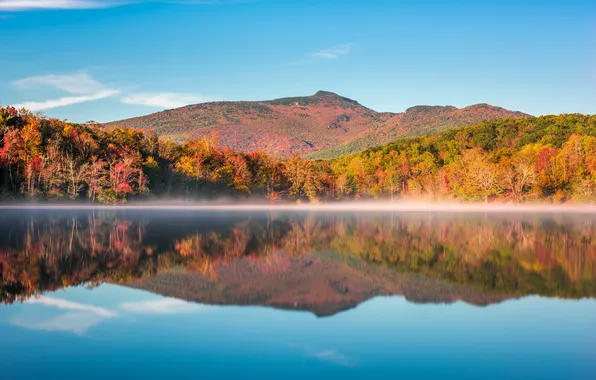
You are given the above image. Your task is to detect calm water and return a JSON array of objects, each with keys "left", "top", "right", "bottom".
[{"left": 1, "top": 209, "right": 595, "bottom": 379}]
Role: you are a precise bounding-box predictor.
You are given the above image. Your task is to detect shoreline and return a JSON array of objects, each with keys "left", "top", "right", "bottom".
[{"left": 1, "top": 202, "right": 596, "bottom": 213}]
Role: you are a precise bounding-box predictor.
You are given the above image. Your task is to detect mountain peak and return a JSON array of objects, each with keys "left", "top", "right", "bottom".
[
  {"left": 312, "top": 90, "right": 360, "bottom": 105},
  {"left": 265, "top": 90, "right": 361, "bottom": 107},
  {"left": 313, "top": 90, "right": 341, "bottom": 97},
  {"left": 108, "top": 92, "right": 528, "bottom": 158}
]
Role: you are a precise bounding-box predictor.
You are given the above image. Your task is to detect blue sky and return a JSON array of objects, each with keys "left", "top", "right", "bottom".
[{"left": 0, "top": 0, "right": 595, "bottom": 122}]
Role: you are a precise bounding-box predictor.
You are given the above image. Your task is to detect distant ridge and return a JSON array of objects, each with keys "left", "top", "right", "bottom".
[{"left": 107, "top": 91, "right": 529, "bottom": 158}]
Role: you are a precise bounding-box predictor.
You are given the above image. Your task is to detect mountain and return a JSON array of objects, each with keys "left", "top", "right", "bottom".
[
  {"left": 106, "top": 91, "right": 529, "bottom": 158},
  {"left": 125, "top": 250, "right": 512, "bottom": 317}
]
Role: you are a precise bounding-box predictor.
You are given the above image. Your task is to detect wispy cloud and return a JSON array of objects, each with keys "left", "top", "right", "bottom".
[
  {"left": 11, "top": 72, "right": 120, "bottom": 111},
  {"left": 25, "top": 295, "right": 117, "bottom": 317},
  {"left": 12, "top": 91, "right": 120, "bottom": 111},
  {"left": 12, "top": 312, "right": 112, "bottom": 335},
  {"left": 313, "top": 43, "right": 353, "bottom": 59},
  {"left": 122, "top": 92, "right": 211, "bottom": 109},
  {"left": 11, "top": 295, "right": 209, "bottom": 335},
  {"left": 120, "top": 298, "right": 210, "bottom": 314},
  {"left": 310, "top": 349, "right": 356, "bottom": 367},
  {"left": 0, "top": 0, "right": 249, "bottom": 12},
  {"left": 14, "top": 72, "right": 108, "bottom": 94},
  {"left": 10, "top": 71, "right": 210, "bottom": 111},
  {"left": 288, "top": 343, "right": 357, "bottom": 367},
  {"left": 290, "top": 43, "right": 354, "bottom": 66},
  {"left": 0, "top": 0, "right": 122, "bottom": 11},
  {"left": 12, "top": 296, "right": 117, "bottom": 335}
]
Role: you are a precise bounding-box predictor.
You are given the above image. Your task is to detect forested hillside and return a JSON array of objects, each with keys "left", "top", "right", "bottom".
[
  {"left": 1, "top": 105, "right": 595, "bottom": 203},
  {"left": 107, "top": 91, "right": 527, "bottom": 158},
  {"left": 331, "top": 114, "right": 596, "bottom": 202}
]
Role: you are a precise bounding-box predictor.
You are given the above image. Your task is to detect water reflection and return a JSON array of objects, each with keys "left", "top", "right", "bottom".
[
  {"left": 1, "top": 209, "right": 595, "bottom": 315},
  {"left": 4, "top": 284, "right": 594, "bottom": 380}
]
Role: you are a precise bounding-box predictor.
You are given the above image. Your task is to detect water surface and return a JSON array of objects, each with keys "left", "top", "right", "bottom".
[{"left": 1, "top": 209, "right": 595, "bottom": 379}]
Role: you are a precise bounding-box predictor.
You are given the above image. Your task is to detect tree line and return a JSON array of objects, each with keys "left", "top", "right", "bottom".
[{"left": 1, "top": 105, "right": 596, "bottom": 203}]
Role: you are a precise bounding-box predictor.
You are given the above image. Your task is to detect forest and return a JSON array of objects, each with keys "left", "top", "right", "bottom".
[{"left": 1, "top": 105, "right": 596, "bottom": 203}]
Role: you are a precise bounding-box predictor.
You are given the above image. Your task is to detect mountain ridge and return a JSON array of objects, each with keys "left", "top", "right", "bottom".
[{"left": 106, "top": 91, "right": 529, "bottom": 158}]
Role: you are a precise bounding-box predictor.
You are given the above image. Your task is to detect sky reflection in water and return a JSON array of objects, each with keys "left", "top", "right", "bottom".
[{"left": 2, "top": 286, "right": 595, "bottom": 380}]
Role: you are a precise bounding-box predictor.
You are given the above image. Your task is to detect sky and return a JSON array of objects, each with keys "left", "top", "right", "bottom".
[{"left": 0, "top": 0, "right": 595, "bottom": 122}]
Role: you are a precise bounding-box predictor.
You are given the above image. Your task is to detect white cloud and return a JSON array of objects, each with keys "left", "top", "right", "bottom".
[
  {"left": 10, "top": 72, "right": 120, "bottom": 111},
  {"left": 313, "top": 43, "right": 353, "bottom": 59},
  {"left": 9, "top": 71, "right": 211, "bottom": 112},
  {"left": 0, "top": 0, "right": 121, "bottom": 11},
  {"left": 25, "top": 295, "right": 117, "bottom": 317},
  {"left": 120, "top": 298, "right": 210, "bottom": 314},
  {"left": 13, "top": 90, "right": 120, "bottom": 111},
  {"left": 121, "top": 92, "right": 210, "bottom": 109},
  {"left": 0, "top": 0, "right": 241, "bottom": 11},
  {"left": 10, "top": 295, "right": 209, "bottom": 335},
  {"left": 14, "top": 72, "right": 108, "bottom": 94},
  {"left": 12, "top": 311, "right": 111, "bottom": 335},
  {"left": 289, "top": 43, "right": 354, "bottom": 66},
  {"left": 310, "top": 350, "right": 356, "bottom": 367},
  {"left": 288, "top": 343, "right": 357, "bottom": 367},
  {"left": 12, "top": 296, "right": 117, "bottom": 335}
]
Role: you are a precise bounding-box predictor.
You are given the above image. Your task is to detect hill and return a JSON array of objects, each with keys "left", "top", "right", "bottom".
[{"left": 106, "top": 91, "right": 528, "bottom": 158}]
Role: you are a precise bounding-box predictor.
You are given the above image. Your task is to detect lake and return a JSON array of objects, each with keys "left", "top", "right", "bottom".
[{"left": 1, "top": 208, "right": 595, "bottom": 379}]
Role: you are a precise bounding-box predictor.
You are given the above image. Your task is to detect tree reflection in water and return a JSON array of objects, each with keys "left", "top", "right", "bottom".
[{"left": 1, "top": 210, "right": 595, "bottom": 313}]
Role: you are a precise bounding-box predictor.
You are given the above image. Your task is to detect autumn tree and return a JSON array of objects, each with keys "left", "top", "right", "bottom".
[
  {"left": 450, "top": 148, "right": 501, "bottom": 202},
  {"left": 534, "top": 146, "right": 560, "bottom": 198},
  {"left": 84, "top": 157, "right": 108, "bottom": 202},
  {"left": 500, "top": 145, "right": 537, "bottom": 201},
  {"left": 284, "top": 155, "right": 321, "bottom": 201},
  {"left": 249, "top": 152, "right": 284, "bottom": 201}
]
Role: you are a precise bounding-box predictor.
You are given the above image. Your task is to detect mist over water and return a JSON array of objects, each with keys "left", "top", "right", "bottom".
[{"left": 2, "top": 201, "right": 596, "bottom": 214}]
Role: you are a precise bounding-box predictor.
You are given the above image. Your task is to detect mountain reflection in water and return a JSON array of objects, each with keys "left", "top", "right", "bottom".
[{"left": 1, "top": 209, "right": 595, "bottom": 315}]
